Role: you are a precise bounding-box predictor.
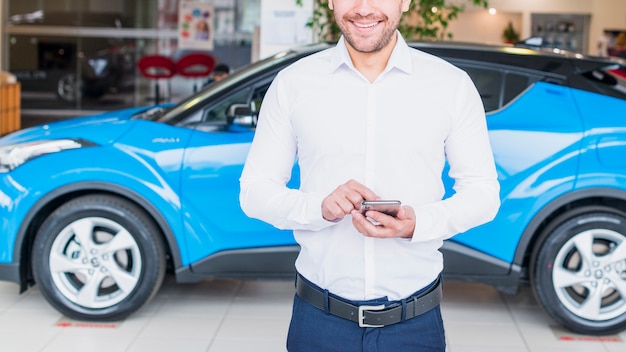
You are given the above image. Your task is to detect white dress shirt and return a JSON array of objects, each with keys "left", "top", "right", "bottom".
[{"left": 240, "top": 34, "right": 500, "bottom": 301}]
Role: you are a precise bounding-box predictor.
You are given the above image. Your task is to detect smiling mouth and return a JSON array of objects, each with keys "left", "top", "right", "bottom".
[{"left": 353, "top": 21, "right": 379, "bottom": 29}]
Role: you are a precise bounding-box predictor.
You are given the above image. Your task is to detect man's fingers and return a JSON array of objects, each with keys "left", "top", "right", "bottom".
[
  {"left": 345, "top": 179, "right": 378, "bottom": 202},
  {"left": 322, "top": 180, "right": 381, "bottom": 222},
  {"left": 351, "top": 206, "right": 416, "bottom": 239}
]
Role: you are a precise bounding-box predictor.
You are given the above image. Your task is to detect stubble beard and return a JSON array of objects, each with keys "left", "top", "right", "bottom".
[{"left": 336, "top": 14, "right": 400, "bottom": 54}]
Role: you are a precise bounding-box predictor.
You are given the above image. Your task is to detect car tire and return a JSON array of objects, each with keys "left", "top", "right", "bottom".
[
  {"left": 531, "top": 207, "right": 626, "bottom": 335},
  {"left": 32, "top": 194, "right": 166, "bottom": 321}
]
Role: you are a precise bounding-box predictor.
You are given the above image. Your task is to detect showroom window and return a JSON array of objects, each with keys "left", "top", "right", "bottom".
[{"left": 5, "top": 0, "right": 260, "bottom": 115}]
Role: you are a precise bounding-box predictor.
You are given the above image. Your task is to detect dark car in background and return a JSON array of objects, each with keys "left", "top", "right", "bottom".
[
  {"left": 54, "top": 42, "right": 136, "bottom": 103},
  {"left": 8, "top": 12, "right": 138, "bottom": 108},
  {"left": 0, "top": 41, "right": 625, "bottom": 335}
]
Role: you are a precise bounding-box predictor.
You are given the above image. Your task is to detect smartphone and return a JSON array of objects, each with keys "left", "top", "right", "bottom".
[{"left": 359, "top": 200, "right": 401, "bottom": 217}]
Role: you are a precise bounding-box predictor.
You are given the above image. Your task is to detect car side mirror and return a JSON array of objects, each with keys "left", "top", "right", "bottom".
[{"left": 227, "top": 103, "right": 257, "bottom": 127}]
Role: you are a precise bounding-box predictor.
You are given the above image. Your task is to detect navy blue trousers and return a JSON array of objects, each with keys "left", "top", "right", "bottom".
[{"left": 286, "top": 277, "right": 446, "bottom": 352}]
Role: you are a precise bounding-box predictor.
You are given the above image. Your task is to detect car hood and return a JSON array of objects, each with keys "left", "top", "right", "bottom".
[{"left": 0, "top": 106, "right": 153, "bottom": 146}]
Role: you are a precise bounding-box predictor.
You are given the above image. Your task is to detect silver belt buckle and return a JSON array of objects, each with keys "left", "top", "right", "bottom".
[{"left": 358, "top": 304, "right": 386, "bottom": 328}]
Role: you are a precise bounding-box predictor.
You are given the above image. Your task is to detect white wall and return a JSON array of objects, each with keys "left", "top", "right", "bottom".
[
  {"left": 447, "top": 10, "right": 522, "bottom": 45},
  {"left": 259, "top": 0, "right": 313, "bottom": 58},
  {"left": 590, "top": 0, "right": 626, "bottom": 52},
  {"left": 448, "top": 0, "right": 626, "bottom": 55},
  {"left": 256, "top": 0, "right": 626, "bottom": 56}
]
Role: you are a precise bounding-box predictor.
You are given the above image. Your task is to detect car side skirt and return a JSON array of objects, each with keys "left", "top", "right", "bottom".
[
  {"left": 174, "top": 242, "right": 524, "bottom": 294},
  {"left": 175, "top": 245, "right": 300, "bottom": 282},
  {"left": 441, "top": 241, "right": 523, "bottom": 294},
  {"left": 0, "top": 263, "right": 24, "bottom": 291}
]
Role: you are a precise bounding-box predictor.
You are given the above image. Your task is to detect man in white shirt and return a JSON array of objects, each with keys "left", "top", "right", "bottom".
[{"left": 239, "top": 0, "right": 500, "bottom": 350}]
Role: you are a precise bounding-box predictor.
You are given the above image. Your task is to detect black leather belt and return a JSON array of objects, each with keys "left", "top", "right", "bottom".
[{"left": 296, "top": 274, "right": 442, "bottom": 328}]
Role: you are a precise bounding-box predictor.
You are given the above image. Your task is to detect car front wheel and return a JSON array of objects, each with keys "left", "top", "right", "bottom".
[
  {"left": 32, "top": 195, "right": 166, "bottom": 321},
  {"left": 532, "top": 208, "right": 626, "bottom": 335}
]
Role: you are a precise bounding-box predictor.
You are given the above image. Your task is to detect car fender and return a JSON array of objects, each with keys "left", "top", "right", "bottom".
[
  {"left": 2, "top": 151, "right": 189, "bottom": 285},
  {"left": 512, "top": 186, "right": 626, "bottom": 268},
  {"left": 16, "top": 179, "right": 182, "bottom": 265}
]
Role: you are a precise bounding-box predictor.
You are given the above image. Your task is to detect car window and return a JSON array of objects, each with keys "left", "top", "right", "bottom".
[
  {"left": 503, "top": 73, "right": 535, "bottom": 105},
  {"left": 197, "top": 78, "right": 274, "bottom": 128},
  {"left": 203, "top": 88, "right": 251, "bottom": 123},
  {"left": 170, "top": 76, "right": 273, "bottom": 131},
  {"left": 250, "top": 82, "right": 272, "bottom": 113},
  {"left": 460, "top": 66, "right": 503, "bottom": 112},
  {"left": 570, "top": 67, "right": 626, "bottom": 101},
  {"left": 455, "top": 64, "right": 542, "bottom": 112},
  {"left": 178, "top": 109, "right": 204, "bottom": 128}
]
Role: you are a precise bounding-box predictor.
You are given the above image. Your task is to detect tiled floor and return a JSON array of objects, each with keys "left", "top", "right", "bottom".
[{"left": 0, "top": 276, "right": 624, "bottom": 352}]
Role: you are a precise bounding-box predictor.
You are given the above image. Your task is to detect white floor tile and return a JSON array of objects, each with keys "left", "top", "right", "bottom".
[
  {"left": 41, "top": 334, "right": 135, "bottom": 352},
  {"left": 605, "top": 340, "right": 626, "bottom": 352},
  {"left": 127, "top": 338, "right": 211, "bottom": 352},
  {"left": 0, "top": 332, "right": 58, "bottom": 352},
  {"left": 154, "top": 295, "right": 234, "bottom": 317},
  {"left": 0, "top": 281, "right": 21, "bottom": 294},
  {"left": 138, "top": 314, "right": 223, "bottom": 339},
  {"left": 214, "top": 316, "right": 289, "bottom": 341},
  {"left": 0, "top": 277, "right": 623, "bottom": 351},
  {"left": 208, "top": 339, "right": 287, "bottom": 352},
  {"left": 445, "top": 321, "right": 528, "bottom": 349},
  {"left": 226, "top": 297, "right": 293, "bottom": 319}
]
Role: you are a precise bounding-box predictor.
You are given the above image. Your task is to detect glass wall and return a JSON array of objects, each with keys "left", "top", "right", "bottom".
[{"left": 5, "top": 0, "right": 260, "bottom": 115}]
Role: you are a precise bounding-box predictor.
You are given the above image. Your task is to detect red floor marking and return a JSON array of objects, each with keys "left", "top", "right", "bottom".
[
  {"left": 558, "top": 336, "right": 621, "bottom": 343},
  {"left": 56, "top": 321, "right": 117, "bottom": 328}
]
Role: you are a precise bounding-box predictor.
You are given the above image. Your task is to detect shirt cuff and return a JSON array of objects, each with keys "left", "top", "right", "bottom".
[
  {"left": 410, "top": 206, "right": 437, "bottom": 243},
  {"left": 305, "top": 192, "right": 337, "bottom": 230}
]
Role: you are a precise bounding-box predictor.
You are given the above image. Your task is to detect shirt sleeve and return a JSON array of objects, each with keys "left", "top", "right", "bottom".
[
  {"left": 411, "top": 73, "right": 501, "bottom": 242},
  {"left": 239, "top": 72, "right": 333, "bottom": 231}
]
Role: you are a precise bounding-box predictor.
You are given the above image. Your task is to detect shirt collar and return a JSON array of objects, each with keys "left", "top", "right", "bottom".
[{"left": 330, "top": 31, "right": 413, "bottom": 75}]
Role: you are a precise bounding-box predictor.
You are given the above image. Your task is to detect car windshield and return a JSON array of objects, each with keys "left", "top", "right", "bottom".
[{"left": 151, "top": 49, "right": 303, "bottom": 125}]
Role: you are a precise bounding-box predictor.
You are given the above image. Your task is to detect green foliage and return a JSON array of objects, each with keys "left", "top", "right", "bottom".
[
  {"left": 296, "top": 0, "right": 339, "bottom": 41},
  {"left": 296, "top": 0, "right": 489, "bottom": 42},
  {"left": 502, "top": 21, "right": 519, "bottom": 43}
]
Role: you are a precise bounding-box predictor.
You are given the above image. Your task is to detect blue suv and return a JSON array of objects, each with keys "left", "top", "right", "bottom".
[{"left": 0, "top": 41, "right": 625, "bottom": 335}]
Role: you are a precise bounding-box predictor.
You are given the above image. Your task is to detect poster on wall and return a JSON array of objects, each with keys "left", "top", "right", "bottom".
[{"left": 178, "top": 1, "right": 214, "bottom": 51}]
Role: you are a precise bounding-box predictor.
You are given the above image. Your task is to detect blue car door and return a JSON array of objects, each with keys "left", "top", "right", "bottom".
[
  {"left": 179, "top": 77, "right": 298, "bottom": 265},
  {"left": 444, "top": 64, "right": 584, "bottom": 264}
]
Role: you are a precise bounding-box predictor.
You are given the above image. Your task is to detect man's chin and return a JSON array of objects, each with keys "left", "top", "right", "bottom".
[{"left": 345, "top": 37, "right": 386, "bottom": 54}]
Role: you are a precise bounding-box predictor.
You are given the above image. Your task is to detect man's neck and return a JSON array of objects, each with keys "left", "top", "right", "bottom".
[{"left": 346, "top": 34, "right": 397, "bottom": 83}]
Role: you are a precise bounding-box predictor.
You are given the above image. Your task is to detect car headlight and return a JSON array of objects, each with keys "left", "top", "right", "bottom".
[{"left": 0, "top": 139, "right": 96, "bottom": 173}]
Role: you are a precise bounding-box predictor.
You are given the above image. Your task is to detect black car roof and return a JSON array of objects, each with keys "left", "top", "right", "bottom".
[
  {"left": 289, "top": 40, "right": 621, "bottom": 77},
  {"left": 416, "top": 42, "right": 619, "bottom": 76}
]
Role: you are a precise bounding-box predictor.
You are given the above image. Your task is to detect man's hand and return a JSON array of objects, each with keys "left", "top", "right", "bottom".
[
  {"left": 321, "top": 179, "right": 378, "bottom": 222},
  {"left": 351, "top": 205, "right": 416, "bottom": 239}
]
